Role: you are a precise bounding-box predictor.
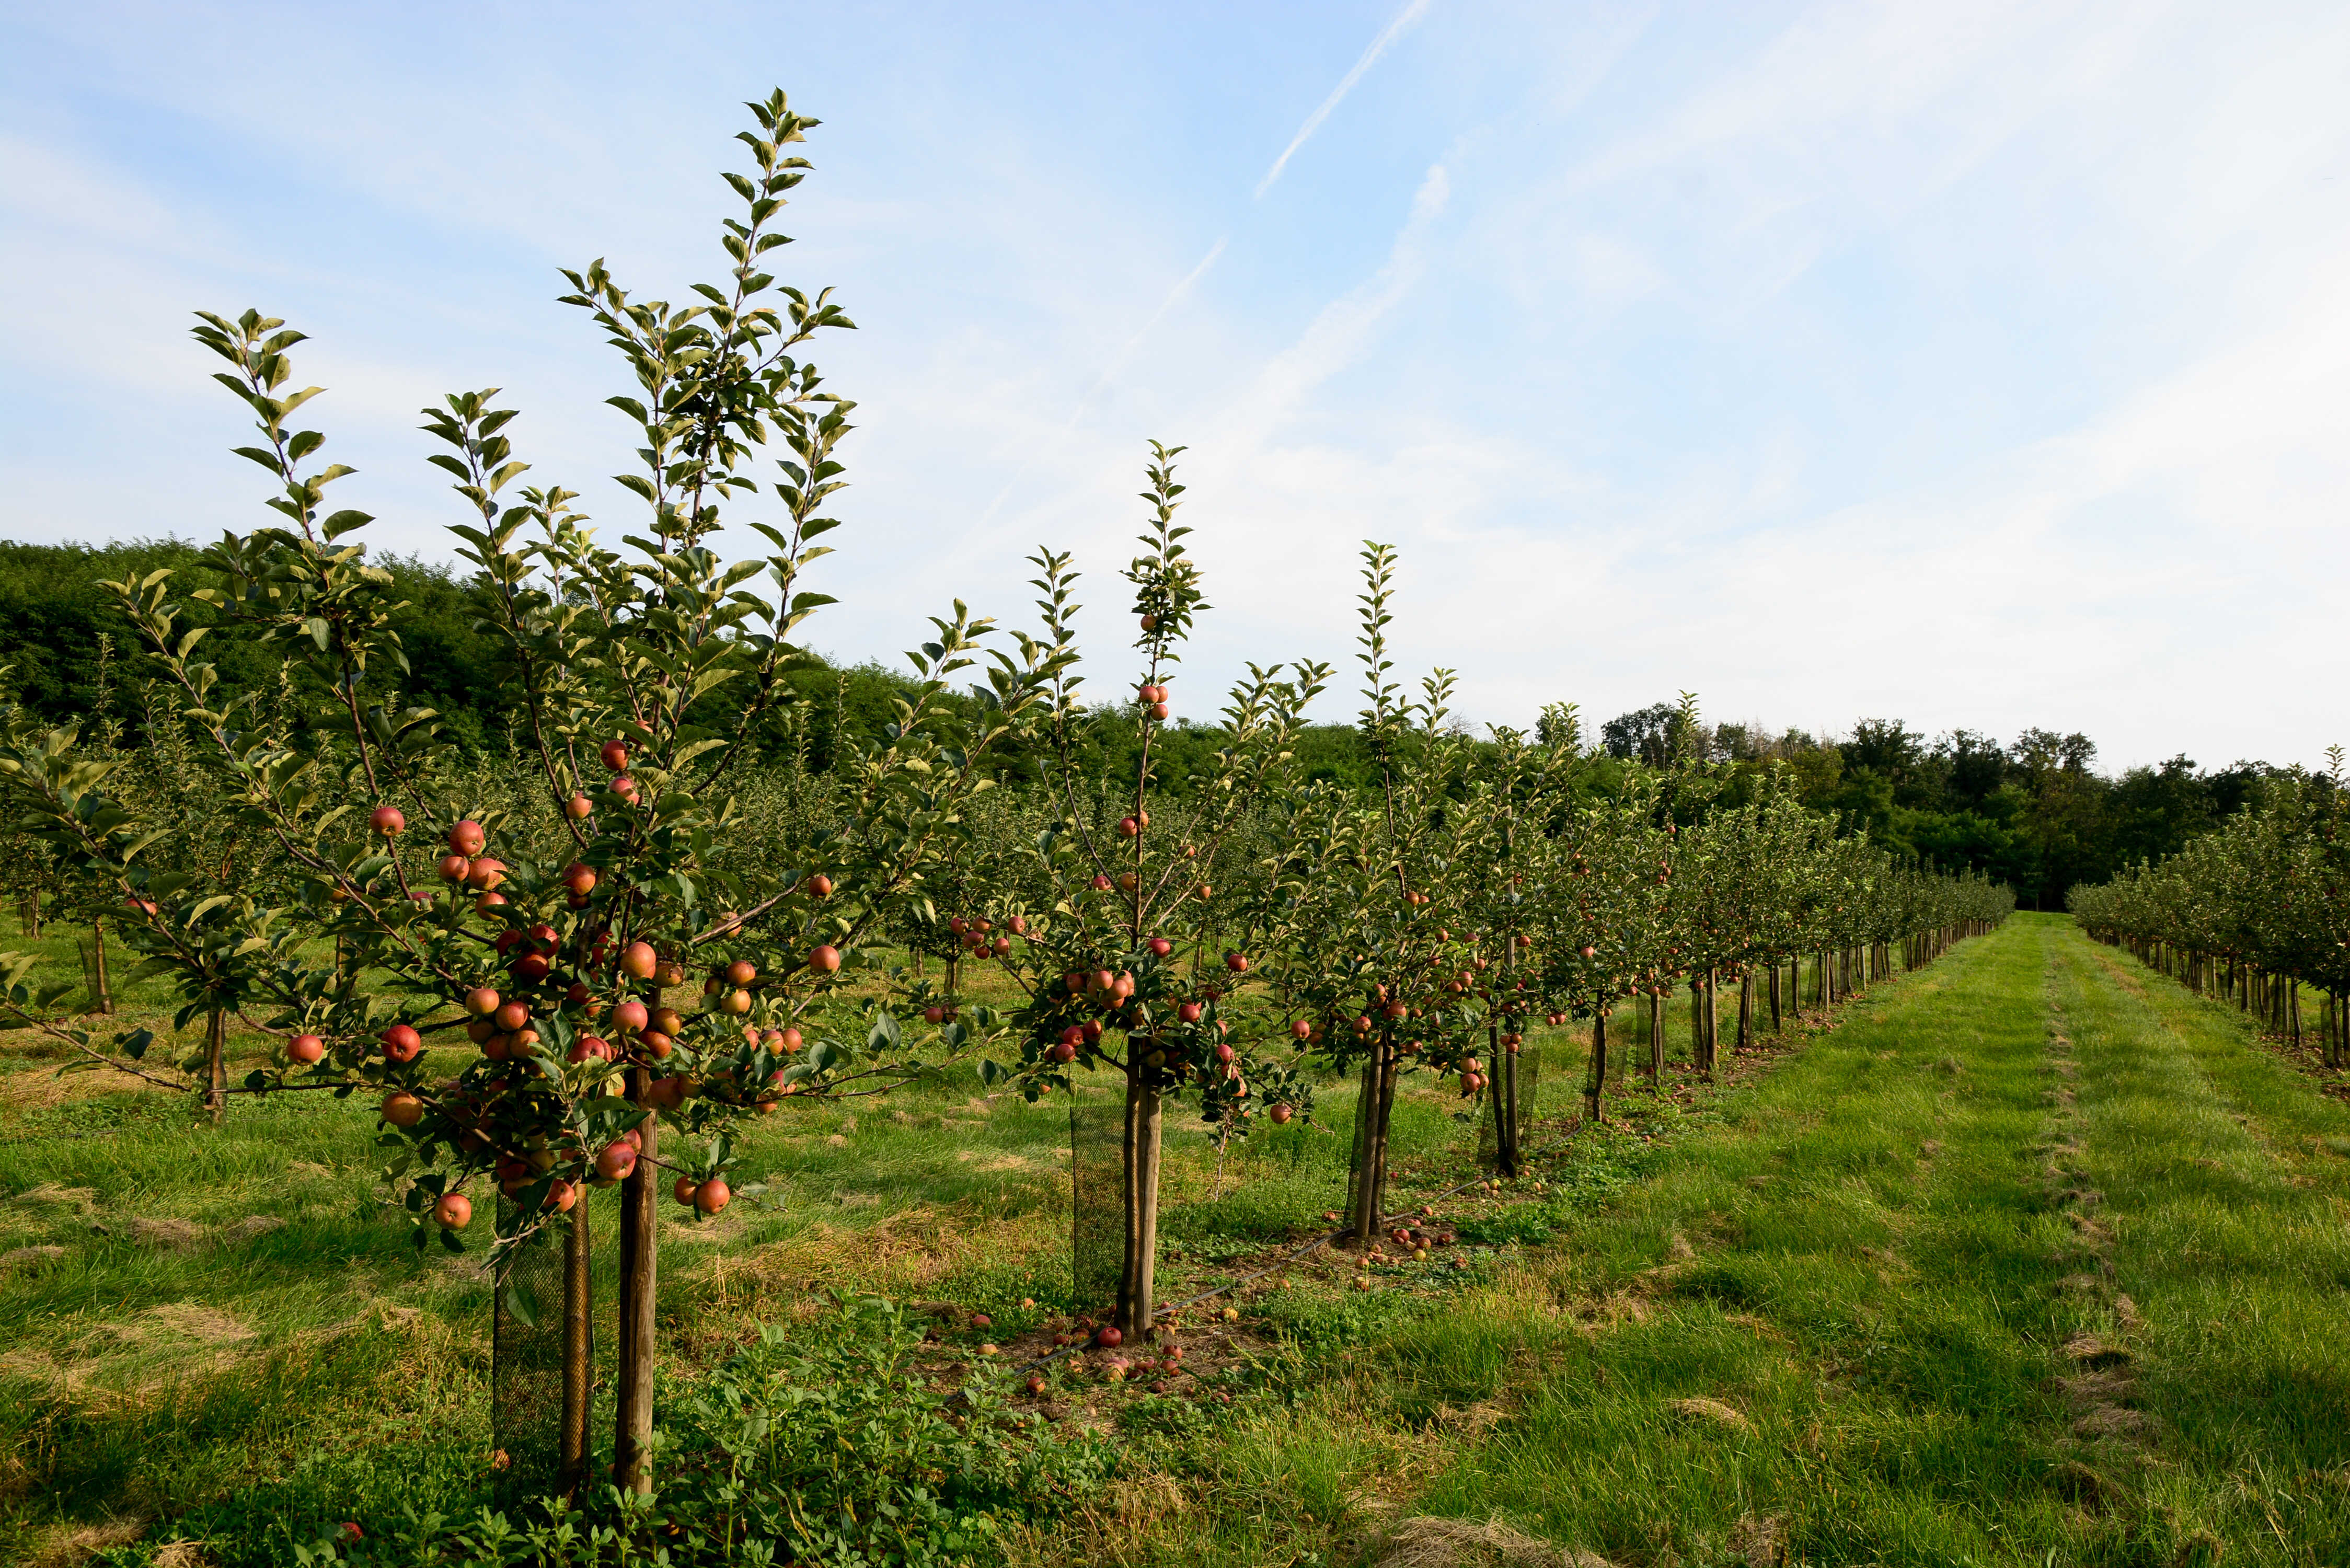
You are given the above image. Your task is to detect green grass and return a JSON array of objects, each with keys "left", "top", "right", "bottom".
[
  {"left": 15, "top": 918, "right": 2348, "bottom": 1565},
  {"left": 1067, "top": 915, "right": 2350, "bottom": 1566},
  {"left": 0, "top": 930, "right": 1646, "bottom": 1563}
]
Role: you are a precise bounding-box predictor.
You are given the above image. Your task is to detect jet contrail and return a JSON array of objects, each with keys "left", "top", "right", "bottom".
[
  {"left": 1255, "top": 0, "right": 1434, "bottom": 199},
  {"left": 1071, "top": 235, "right": 1229, "bottom": 414},
  {"left": 976, "top": 236, "right": 1231, "bottom": 527}
]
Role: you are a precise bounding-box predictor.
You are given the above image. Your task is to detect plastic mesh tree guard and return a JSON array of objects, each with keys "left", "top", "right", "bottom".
[
  {"left": 1069, "top": 1085, "right": 1127, "bottom": 1308},
  {"left": 492, "top": 1196, "right": 570, "bottom": 1506},
  {"left": 1478, "top": 1039, "right": 1542, "bottom": 1170}
]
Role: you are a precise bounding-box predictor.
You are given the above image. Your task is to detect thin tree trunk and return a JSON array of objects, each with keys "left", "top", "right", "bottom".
[
  {"left": 1738, "top": 970, "right": 1753, "bottom": 1053},
  {"left": 202, "top": 1005, "right": 226, "bottom": 1124},
  {"left": 1353, "top": 1037, "right": 1401, "bottom": 1248},
  {"left": 613, "top": 1068, "right": 659, "bottom": 1494},
  {"left": 1489, "top": 1028, "right": 1519, "bottom": 1177},
  {"left": 1347, "top": 1052, "right": 1379, "bottom": 1237},
  {"left": 1648, "top": 991, "right": 1665, "bottom": 1090},
  {"left": 82, "top": 918, "right": 113, "bottom": 1016},
  {"left": 1116, "top": 1071, "right": 1164, "bottom": 1339},
  {"left": 1768, "top": 963, "right": 1781, "bottom": 1032},
  {"left": 1503, "top": 1039, "right": 1520, "bottom": 1170},
  {"left": 1584, "top": 1013, "right": 1607, "bottom": 1121}
]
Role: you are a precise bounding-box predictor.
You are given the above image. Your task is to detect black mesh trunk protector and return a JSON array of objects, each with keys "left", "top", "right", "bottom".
[
  {"left": 1478, "top": 1039, "right": 1543, "bottom": 1169},
  {"left": 1070, "top": 1083, "right": 1127, "bottom": 1309},
  {"left": 492, "top": 1196, "right": 568, "bottom": 1506}
]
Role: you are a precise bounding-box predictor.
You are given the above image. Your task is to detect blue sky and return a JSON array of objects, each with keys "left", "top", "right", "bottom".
[{"left": 4, "top": 1, "right": 2346, "bottom": 772}]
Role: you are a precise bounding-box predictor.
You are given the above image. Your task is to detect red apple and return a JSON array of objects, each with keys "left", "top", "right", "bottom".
[
  {"left": 496, "top": 1002, "right": 530, "bottom": 1033},
  {"left": 595, "top": 1142, "right": 637, "bottom": 1180},
  {"left": 613, "top": 998, "right": 649, "bottom": 1032},
  {"left": 563, "top": 863, "right": 597, "bottom": 896},
  {"left": 808, "top": 873, "right": 834, "bottom": 898},
  {"left": 808, "top": 944, "right": 842, "bottom": 974},
  {"left": 1179, "top": 1002, "right": 1202, "bottom": 1024},
  {"left": 370, "top": 804, "right": 406, "bottom": 836},
  {"left": 780, "top": 1027, "right": 804, "bottom": 1050},
  {"left": 566, "top": 793, "right": 593, "bottom": 821},
  {"left": 545, "top": 1179, "right": 577, "bottom": 1213},
  {"left": 437, "top": 854, "right": 470, "bottom": 883},
  {"left": 380, "top": 1024, "right": 423, "bottom": 1063},
  {"left": 673, "top": 1175, "right": 699, "bottom": 1206},
  {"left": 1271, "top": 1102, "right": 1294, "bottom": 1124},
  {"left": 287, "top": 1033, "right": 325, "bottom": 1065},
  {"left": 600, "top": 739, "right": 629, "bottom": 771},
  {"left": 466, "top": 858, "right": 506, "bottom": 891},
  {"left": 1291, "top": 1019, "right": 1311, "bottom": 1039},
  {"left": 1225, "top": 952, "right": 1249, "bottom": 973},
  {"left": 448, "top": 820, "right": 487, "bottom": 856},
  {"left": 723, "top": 989, "right": 751, "bottom": 1014},
  {"left": 694, "top": 1178, "right": 730, "bottom": 1216},
  {"left": 621, "top": 942, "right": 657, "bottom": 980},
  {"left": 433, "top": 1193, "right": 472, "bottom": 1228},
  {"left": 1118, "top": 816, "right": 1140, "bottom": 837},
  {"left": 1148, "top": 937, "right": 1174, "bottom": 958},
  {"left": 381, "top": 1090, "right": 424, "bottom": 1127}
]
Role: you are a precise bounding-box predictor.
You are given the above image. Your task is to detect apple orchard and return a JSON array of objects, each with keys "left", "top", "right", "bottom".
[{"left": 0, "top": 90, "right": 2011, "bottom": 1555}]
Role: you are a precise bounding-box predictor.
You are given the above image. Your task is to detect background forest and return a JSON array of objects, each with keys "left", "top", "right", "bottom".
[{"left": 0, "top": 538, "right": 2274, "bottom": 911}]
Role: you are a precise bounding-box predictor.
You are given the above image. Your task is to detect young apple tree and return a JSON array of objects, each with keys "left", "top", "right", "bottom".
[{"left": 976, "top": 448, "right": 1326, "bottom": 1340}]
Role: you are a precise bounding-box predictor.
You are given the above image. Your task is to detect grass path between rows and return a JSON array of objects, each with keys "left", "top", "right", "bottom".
[{"left": 1067, "top": 915, "right": 2350, "bottom": 1567}]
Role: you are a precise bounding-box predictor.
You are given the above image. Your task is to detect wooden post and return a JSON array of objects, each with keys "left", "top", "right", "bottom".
[
  {"left": 613, "top": 1068, "right": 659, "bottom": 1494},
  {"left": 1351, "top": 1030, "right": 1398, "bottom": 1251},
  {"left": 1116, "top": 1072, "right": 1165, "bottom": 1339}
]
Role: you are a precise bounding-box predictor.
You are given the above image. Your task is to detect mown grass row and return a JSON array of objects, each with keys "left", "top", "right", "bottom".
[
  {"left": 32, "top": 916, "right": 2347, "bottom": 1564},
  {"left": 1022, "top": 914, "right": 2350, "bottom": 1566}
]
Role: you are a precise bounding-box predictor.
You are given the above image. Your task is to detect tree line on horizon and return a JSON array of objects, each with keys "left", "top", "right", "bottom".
[{"left": 0, "top": 537, "right": 2294, "bottom": 912}]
